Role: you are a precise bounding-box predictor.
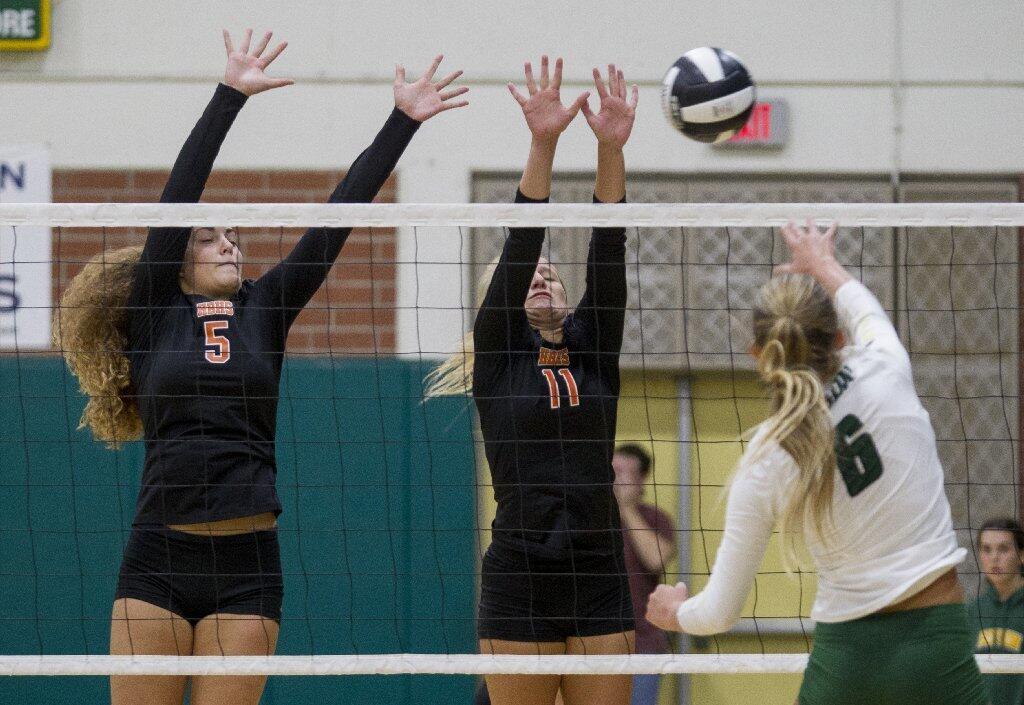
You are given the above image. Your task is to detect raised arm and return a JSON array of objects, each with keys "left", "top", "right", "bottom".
[
  {"left": 129, "top": 29, "right": 292, "bottom": 309},
  {"left": 574, "top": 65, "right": 639, "bottom": 354},
  {"left": 646, "top": 449, "right": 780, "bottom": 636},
  {"left": 261, "top": 56, "right": 468, "bottom": 324},
  {"left": 474, "top": 56, "right": 588, "bottom": 354},
  {"left": 778, "top": 220, "right": 910, "bottom": 371}
]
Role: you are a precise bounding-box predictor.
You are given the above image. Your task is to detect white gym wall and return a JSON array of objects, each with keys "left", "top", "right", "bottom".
[{"left": 2, "top": 0, "right": 1022, "bottom": 355}]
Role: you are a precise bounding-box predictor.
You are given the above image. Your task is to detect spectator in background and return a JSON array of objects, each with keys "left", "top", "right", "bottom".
[
  {"left": 613, "top": 445, "right": 676, "bottom": 705},
  {"left": 970, "top": 518, "right": 1024, "bottom": 705}
]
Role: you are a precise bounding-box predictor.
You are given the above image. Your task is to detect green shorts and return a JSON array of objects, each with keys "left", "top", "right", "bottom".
[{"left": 799, "top": 603, "right": 988, "bottom": 705}]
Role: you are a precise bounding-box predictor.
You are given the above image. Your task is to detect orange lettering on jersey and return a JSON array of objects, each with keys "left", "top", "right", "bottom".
[
  {"left": 204, "top": 320, "right": 231, "bottom": 364},
  {"left": 541, "top": 368, "right": 560, "bottom": 409},
  {"left": 558, "top": 368, "right": 580, "bottom": 407},
  {"left": 196, "top": 300, "right": 235, "bottom": 318},
  {"left": 537, "top": 347, "right": 569, "bottom": 366}
]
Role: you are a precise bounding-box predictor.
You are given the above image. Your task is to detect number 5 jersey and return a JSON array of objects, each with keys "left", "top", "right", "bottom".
[
  {"left": 126, "top": 84, "right": 421, "bottom": 526},
  {"left": 674, "top": 279, "right": 966, "bottom": 634}
]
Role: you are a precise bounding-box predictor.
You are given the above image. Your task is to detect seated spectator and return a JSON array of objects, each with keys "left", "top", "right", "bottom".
[{"left": 970, "top": 518, "right": 1024, "bottom": 705}]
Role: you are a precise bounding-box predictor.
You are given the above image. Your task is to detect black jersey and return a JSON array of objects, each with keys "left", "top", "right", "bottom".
[
  {"left": 473, "top": 190, "right": 628, "bottom": 559},
  {"left": 126, "top": 83, "right": 420, "bottom": 526}
]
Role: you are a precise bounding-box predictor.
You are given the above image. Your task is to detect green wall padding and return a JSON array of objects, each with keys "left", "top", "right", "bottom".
[{"left": 0, "top": 357, "right": 479, "bottom": 704}]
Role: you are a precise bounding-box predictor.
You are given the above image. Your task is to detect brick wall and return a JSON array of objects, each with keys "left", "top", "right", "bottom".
[{"left": 52, "top": 170, "right": 396, "bottom": 355}]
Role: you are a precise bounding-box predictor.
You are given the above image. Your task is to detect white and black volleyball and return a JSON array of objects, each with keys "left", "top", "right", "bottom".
[{"left": 662, "top": 47, "right": 756, "bottom": 143}]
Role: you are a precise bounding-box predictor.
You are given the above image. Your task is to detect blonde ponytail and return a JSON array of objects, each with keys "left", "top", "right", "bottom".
[
  {"left": 423, "top": 330, "right": 476, "bottom": 398},
  {"left": 751, "top": 275, "right": 841, "bottom": 563}
]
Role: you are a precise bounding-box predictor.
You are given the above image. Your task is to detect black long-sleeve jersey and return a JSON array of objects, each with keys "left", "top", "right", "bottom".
[
  {"left": 126, "top": 83, "right": 420, "bottom": 526},
  {"left": 473, "top": 189, "right": 628, "bottom": 559}
]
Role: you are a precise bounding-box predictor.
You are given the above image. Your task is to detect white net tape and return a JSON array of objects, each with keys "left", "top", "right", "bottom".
[
  {"left": 2, "top": 202, "right": 1024, "bottom": 227},
  {"left": 0, "top": 654, "right": 1022, "bottom": 676}
]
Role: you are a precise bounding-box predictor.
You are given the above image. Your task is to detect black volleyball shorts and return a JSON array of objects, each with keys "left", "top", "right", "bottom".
[
  {"left": 115, "top": 526, "right": 283, "bottom": 627},
  {"left": 478, "top": 542, "right": 635, "bottom": 642}
]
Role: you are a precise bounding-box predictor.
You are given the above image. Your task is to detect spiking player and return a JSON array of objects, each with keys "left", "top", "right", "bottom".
[{"left": 647, "top": 221, "right": 987, "bottom": 705}]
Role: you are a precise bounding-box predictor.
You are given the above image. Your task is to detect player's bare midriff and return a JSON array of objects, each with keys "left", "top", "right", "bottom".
[
  {"left": 876, "top": 568, "right": 963, "bottom": 614},
  {"left": 168, "top": 512, "right": 278, "bottom": 536}
]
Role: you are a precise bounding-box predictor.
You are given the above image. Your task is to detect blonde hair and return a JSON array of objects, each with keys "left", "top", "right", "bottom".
[
  {"left": 52, "top": 246, "right": 144, "bottom": 448},
  {"left": 423, "top": 259, "right": 499, "bottom": 398},
  {"left": 751, "top": 274, "right": 841, "bottom": 561},
  {"left": 423, "top": 255, "right": 566, "bottom": 399}
]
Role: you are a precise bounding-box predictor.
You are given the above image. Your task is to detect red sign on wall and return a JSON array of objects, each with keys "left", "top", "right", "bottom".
[{"left": 717, "top": 99, "right": 789, "bottom": 148}]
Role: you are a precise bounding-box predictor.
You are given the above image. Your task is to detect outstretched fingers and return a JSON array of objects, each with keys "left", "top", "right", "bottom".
[
  {"left": 394, "top": 64, "right": 407, "bottom": 86},
  {"left": 524, "top": 61, "right": 538, "bottom": 95},
  {"left": 263, "top": 76, "right": 295, "bottom": 90},
  {"left": 580, "top": 96, "right": 595, "bottom": 120},
  {"left": 781, "top": 220, "right": 803, "bottom": 245},
  {"left": 592, "top": 67, "right": 609, "bottom": 99},
  {"left": 251, "top": 30, "right": 272, "bottom": 58},
  {"left": 438, "top": 97, "right": 470, "bottom": 112},
  {"left": 552, "top": 57, "right": 563, "bottom": 91},
  {"left": 422, "top": 54, "right": 444, "bottom": 82},
  {"left": 239, "top": 28, "right": 253, "bottom": 55},
  {"left": 508, "top": 82, "right": 528, "bottom": 106},
  {"left": 629, "top": 83, "right": 639, "bottom": 109},
  {"left": 567, "top": 91, "right": 591, "bottom": 118},
  {"left": 261, "top": 41, "right": 288, "bottom": 67},
  {"left": 222, "top": 29, "right": 235, "bottom": 55},
  {"left": 822, "top": 221, "right": 839, "bottom": 244},
  {"left": 435, "top": 69, "right": 463, "bottom": 90},
  {"left": 539, "top": 55, "right": 550, "bottom": 90},
  {"left": 440, "top": 85, "right": 469, "bottom": 102}
]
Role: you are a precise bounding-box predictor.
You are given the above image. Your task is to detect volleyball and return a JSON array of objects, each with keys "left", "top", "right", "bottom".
[{"left": 661, "top": 47, "right": 756, "bottom": 143}]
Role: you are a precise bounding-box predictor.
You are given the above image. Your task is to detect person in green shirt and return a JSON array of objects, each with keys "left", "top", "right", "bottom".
[{"left": 970, "top": 518, "right": 1024, "bottom": 705}]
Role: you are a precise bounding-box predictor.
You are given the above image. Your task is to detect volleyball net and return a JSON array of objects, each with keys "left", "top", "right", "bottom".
[{"left": 1, "top": 196, "right": 1023, "bottom": 680}]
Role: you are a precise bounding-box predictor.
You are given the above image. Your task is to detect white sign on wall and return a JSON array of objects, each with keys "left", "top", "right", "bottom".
[{"left": 0, "top": 144, "right": 51, "bottom": 349}]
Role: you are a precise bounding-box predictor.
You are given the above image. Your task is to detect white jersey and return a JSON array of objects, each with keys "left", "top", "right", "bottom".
[{"left": 676, "top": 280, "right": 966, "bottom": 635}]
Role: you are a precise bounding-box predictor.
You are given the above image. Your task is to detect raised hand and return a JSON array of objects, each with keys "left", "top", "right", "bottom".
[
  {"left": 776, "top": 219, "right": 852, "bottom": 295},
  {"left": 508, "top": 56, "right": 589, "bottom": 144},
  {"left": 222, "top": 29, "right": 294, "bottom": 97},
  {"left": 394, "top": 55, "right": 469, "bottom": 122},
  {"left": 775, "top": 219, "right": 840, "bottom": 276},
  {"left": 581, "top": 64, "right": 639, "bottom": 149}
]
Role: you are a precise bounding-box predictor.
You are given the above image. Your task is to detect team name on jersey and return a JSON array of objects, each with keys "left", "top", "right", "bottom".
[
  {"left": 195, "top": 301, "right": 235, "bottom": 318},
  {"left": 537, "top": 347, "right": 570, "bottom": 366},
  {"left": 977, "top": 627, "right": 1024, "bottom": 652},
  {"left": 825, "top": 365, "right": 854, "bottom": 406}
]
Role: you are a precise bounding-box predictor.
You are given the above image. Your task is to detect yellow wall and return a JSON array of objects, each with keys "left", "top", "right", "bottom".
[
  {"left": 688, "top": 372, "right": 815, "bottom": 705},
  {"left": 476, "top": 370, "right": 817, "bottom": 705}
]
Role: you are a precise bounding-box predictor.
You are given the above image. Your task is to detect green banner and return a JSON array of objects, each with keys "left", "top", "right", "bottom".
[{"left": 0, "top": 0, "right": 49, "bottom": 50}]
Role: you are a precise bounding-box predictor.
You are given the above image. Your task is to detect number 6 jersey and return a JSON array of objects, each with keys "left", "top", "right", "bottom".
[{"left": 675, "top": 279, "right": 966, "bottom": 634}]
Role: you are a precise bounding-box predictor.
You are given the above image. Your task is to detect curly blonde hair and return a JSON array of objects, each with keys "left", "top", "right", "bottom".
[{"left": 52, "top": 246, "right": 144, "bottom": 448}]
